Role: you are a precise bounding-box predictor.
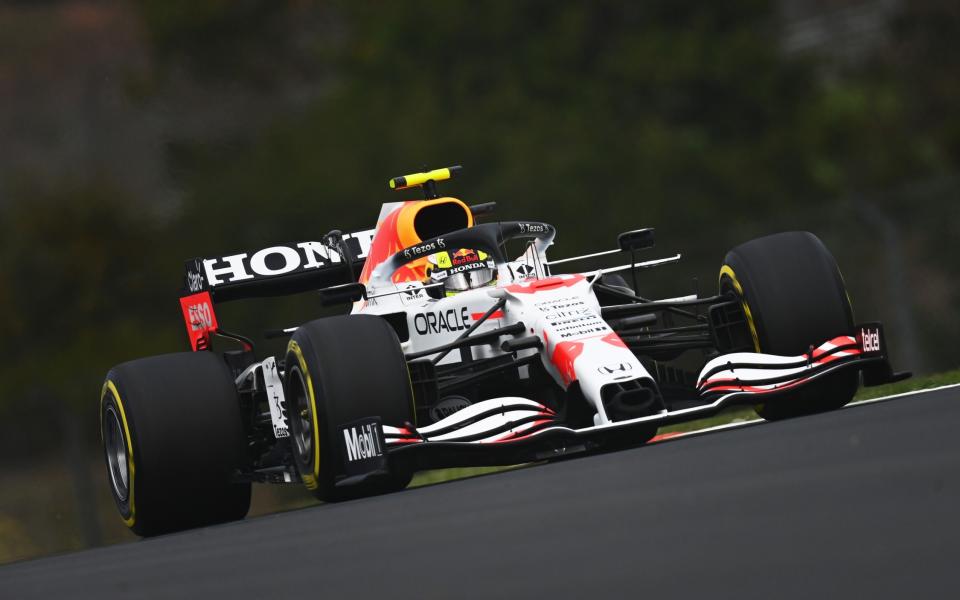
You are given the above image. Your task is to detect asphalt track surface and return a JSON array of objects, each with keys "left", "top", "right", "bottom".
[{"left": 4, "top": 386, "right": 959, "bottom": 599}]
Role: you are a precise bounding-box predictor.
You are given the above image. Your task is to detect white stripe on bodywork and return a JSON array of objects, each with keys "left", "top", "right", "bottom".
[
  {"left": 427, "top": 409, "right": 547, "bottom": 442},
  {"left": 414, "top": 398, "right": 549, "bottom": 436},
  {"left": 697, "top": 338, "right": 858, "bottom": 390}
]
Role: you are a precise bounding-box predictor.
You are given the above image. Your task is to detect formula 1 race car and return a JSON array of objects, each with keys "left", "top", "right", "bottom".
[{"left": 100, "top": 165, "right": 908, "bottom": 536}]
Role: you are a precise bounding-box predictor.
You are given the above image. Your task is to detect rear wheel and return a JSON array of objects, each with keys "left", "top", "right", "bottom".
[
  {"left": 720, "top": 231, "right": 858, "bottom": 420},
  {"left": 100, "top": 352, "right": 251, "bottom": 536},
  {"left": 284, "top": 315, "right": 415, "bottom": 502}
]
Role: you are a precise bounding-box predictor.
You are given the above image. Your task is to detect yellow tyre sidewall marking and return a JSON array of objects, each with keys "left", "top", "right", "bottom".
[
  {"left": 406, "top": 368, "right": 417, "bottom": 427},
  {"left": 837, "top": 267, "right": 855, "bottom": 321},
  {"left": 719, "top": 265, "right": 761, "bottom": 352},
  {"left": 100, "top": 380, "right": 136, "bottom": 528},
  {"left": 720, "top": 265, "right": 769, "bottom": 413},
  {"left": 288, "top": 341, "right": 322, "bottom": 490}
]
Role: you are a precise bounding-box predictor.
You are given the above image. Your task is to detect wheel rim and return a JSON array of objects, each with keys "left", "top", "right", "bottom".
[
  {"left": 289, "top": 365, "right": 314, "bottom": 465},
  {"left": 103, "top": 405, "right": 130, "bottom": 501}
]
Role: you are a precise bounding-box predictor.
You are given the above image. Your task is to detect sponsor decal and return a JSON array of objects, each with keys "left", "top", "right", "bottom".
[
  {"left": 860, "top": 326, "right": 881, "bottom": 353},
  {"left": 518, "top": 223, "right": 548, "bottom": 234},
  {"left": 261, "top": 357, "right": 289, "bottom": 439},
  {"left": 452, "top": 250, "right": 479, "bottom": 266},
  {"left": 185, "top": 260, "right": 206, "bottom": 292},
  {"left": 430, "top": 395, "right": 473, "bottom": 422},
  {"left": 536, "top": 297, "right": 610, "bottom": 339},
  {"left": 188, "top": 302, "right": 214, "bottom": 331},
  {"left": 414, "top": 307, "right": 471, "bottom": 335},
  {"left": 559, "top": 328, "right": 608, "bottom": 338},
  {"left": 179, "top": 291, "right": 218, "bottom": 351},
  {"left": 339, "top": 417, "right": 388, "bottom": 477},
  {"left": 598, "top": 362, "right": 633, "bottom": 375},
  {"left": 343, "top": 421, "right": 384, "bottom": 462},
  {"left": 446, "top": 261, "right": 489, "bottom": 275},
  {"left": 514, "top": 263, "right": 536, "bottom": 278},
  {"left": 201, "top": 231, "right": 374, "bottom": 287},
  {"left": 399, "top": 283, "right": 427, "bottom": 306},
  {"left": 544, "top": 307, "right": 592, "bottom": 321},
  {"left": 402, "top": 238, "right": 446, "bottom": 260}
]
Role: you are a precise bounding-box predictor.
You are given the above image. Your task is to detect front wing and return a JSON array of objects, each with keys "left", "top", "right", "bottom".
[{"left": 347, "top": 322, "right": 906, "bottom": 476}]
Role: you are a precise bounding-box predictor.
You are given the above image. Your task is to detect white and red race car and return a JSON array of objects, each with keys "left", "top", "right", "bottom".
[{"left": 99, "top": 166, "right": 908, "bottom": 536}]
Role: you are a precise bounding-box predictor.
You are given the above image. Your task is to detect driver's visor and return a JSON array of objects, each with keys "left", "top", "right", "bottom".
[{"left": 445, "top": 268, "right": 496, "bottom": 292}]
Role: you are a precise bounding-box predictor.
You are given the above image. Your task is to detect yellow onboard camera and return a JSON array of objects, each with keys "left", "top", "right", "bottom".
[{"left": 389, "top": 165, "right": 462, "bottom": 199}]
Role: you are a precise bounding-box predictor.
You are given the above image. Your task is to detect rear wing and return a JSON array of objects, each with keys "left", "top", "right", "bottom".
[
  {"left": 178, "top": 228, "right": 375, "bottom": 352},
  {"left": 178, "top": 201, "right": 496, "bottom": 351},
  {"left": 183, "top": 228, "right": 376, "bottom": 302}
]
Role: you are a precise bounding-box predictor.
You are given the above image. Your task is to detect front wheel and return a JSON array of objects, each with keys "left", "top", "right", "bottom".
[
  {"left": 720, "top": 231, "right": 859, "bottom": 420},
  {"left": 284, "top": 315, "right": 415, "bottom": 502},
  {"left": 100, "top": 352, "right": 251, "bottom": 536}
]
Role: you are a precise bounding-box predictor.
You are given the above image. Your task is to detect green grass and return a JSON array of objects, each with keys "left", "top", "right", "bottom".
[
  {"left": 850, "top": 368, "right": 960, "bottom": 401},
  {"left": 408, "top": 368, "right": 960, "bottom": 487},
  {"left": 657, "top": 407, "right": 758, "bottom": 434}
]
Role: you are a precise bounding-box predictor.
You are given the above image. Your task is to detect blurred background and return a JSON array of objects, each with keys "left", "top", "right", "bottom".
[{"left": 1, "top": 0, "right": 957, "bottom": 563}]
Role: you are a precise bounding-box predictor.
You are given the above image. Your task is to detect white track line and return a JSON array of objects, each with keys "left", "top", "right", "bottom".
[
  {"left": 847, "top": 381, "right": 960, "bottom": 406},
  {"left": 650, "top": 382, "right": 960, "bottom": 444}
]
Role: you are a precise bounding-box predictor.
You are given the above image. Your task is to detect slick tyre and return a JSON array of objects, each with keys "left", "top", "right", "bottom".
[
  {"left": 100, "top": 352, "right": 251, "bottom": 537},
  {"left": 284, "top": 315, "right": 415, "bottom": 502},
  {"left": 720, "top": 231, "right": 858, "bottom": 421}
]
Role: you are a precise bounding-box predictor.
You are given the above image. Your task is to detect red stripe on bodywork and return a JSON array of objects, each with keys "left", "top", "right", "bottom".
[
  {"left": 707, "top": 378, "right": 808, "bottom": 394},
  {"left": 471, "top": 310, "right": 504, "bottom": 321},
  {"left": 385, "top": 438, "right": 422, "bottom": 445},
  {"left": 550, "top": 341, "right": 584, "bottom": 386},
  {"left": 358, "top": 202, "right": 408, "bottom": 284},
  {"left": 650, "top": 432, "right": 683, "bottom": 442},
  {"left": 502, "top": 274, "right": 586, "bottom": 294},
  {"left": 814, "top": 347, "right": 860, "bottom": 366},
  {"left": 601, "top": 332, "right": 627, "bottom": 348},
  {"left": 810, "top": 336, "right": 858, "bottom": 359},
  {"left": 485, "top": 419, "right": 555, "bottom": 443}
]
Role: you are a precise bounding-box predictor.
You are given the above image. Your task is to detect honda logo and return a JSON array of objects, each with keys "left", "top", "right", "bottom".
[{"left": 598, "top": 363, "right": 633, "bottom": 374}]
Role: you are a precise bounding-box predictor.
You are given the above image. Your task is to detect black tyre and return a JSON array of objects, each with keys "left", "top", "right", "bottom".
[
  {"left": 720, "top": 231, "right": 858, "bottom": 420},
  {"left": 100, "top": 352, "right": 251, "bottom": 536},
  {"left": 284, "top": 315, "right": 415, "bottom": 502}
]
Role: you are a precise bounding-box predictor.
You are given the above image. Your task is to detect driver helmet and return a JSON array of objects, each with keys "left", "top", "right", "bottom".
[{"left": 427, "top": 248, "right": 497, "bottom": 296}]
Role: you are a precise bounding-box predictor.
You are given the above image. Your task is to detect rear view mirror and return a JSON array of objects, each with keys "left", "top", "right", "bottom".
[{"left": 618, "top": 228, "right": 655, "bottom": 251}]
